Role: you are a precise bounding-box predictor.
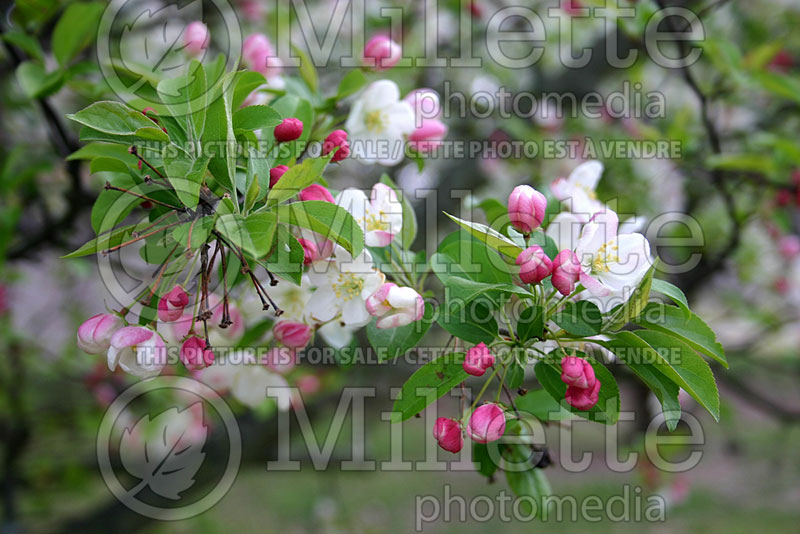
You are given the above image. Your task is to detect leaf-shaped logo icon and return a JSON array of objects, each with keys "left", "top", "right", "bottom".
[
  {"left": 119, "top": 402, "right": 208, "bottom": 500},
  {"left": 119, "top": 1, "right": 204, "bottom": 83}
]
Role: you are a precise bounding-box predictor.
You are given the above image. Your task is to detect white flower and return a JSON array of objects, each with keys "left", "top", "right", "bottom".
[
  {"left": 551, "top": 160, "right": 605, "bottom": 222},
  {"left": 107, "top": 326, "right": 167, "bottom": 379},
  {"left": 317, "top": 321, "right": 357, "bottom": 349},
  {"left": 345, "top": 80, "right": 415, "bottom": 166},
  {"left": 306, "top": 249, "right": 386, "bottom": 327},
  {"left": 545, "top": 211, "right": 584, "bottom": 251},
  {"left": 336, "top": 183, "right": 403, "bottom": 247},
  {"left": 574, "top": 209, "right": 652, "bottom": 302},
  {"left": 269, "top": 274, "right": 314, "bottom": 323}
]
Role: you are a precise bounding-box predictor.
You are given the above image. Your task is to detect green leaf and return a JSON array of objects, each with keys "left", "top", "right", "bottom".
[
  {"left": 265, "top": 155, "right": 332, "bottom": 207},
  {"left": 67, "top": 101, "right": 160, "bottom": 136},
  {"left": 434, "top": 231, "right": 514, "bottom": 285},
  {"left": 516, "top": 305, "right": 544, "bottom": 342},
  {"left": 275, "top": 200, "right": 364, "bottom": 257},
  {"left": 293, "top": 44, "right": 319, "bottom": 93},
  {"left": 3, "top": 31, "right": 45, "bottom": 63},
  {"left": 215, "top": 212, "right": 277, "bottom": 258},
  {"left": 233, "top": 105, "right": 282, "bottom": 131},
  {"left": 263, "top": 225, "right": 304, "bottom": 284},
  {"left": 505, "top": 362, "right": 525, "bottom": 389},
  {"left": 629, "top": 330, "right": 720, "bottom": 421},
  {"left": 231, "top": 71, "right": 268, "bottom": 109},
  {"left": 62, "top": 220, "right": 163, "bottom": 259},
  {"left": 390, "top": 352, "right": 469, "bottom": 423},
  {"left": 477, "top": 198, "right": 511, "bottom": 234},
  {"left": 516, "top": 388, "right": 575, "bottom": 421},
  {"left": 633, "top": 303, "right": 727, "bottom": 368},
  {"left": 172, "top": 217, "right": 214, "bottom": 250},
  {"left": 15, "top": 61, "right": 64, "bottom": 99},
  {"left": 504, "top": 448, "right": 551, "bottom": 518},
  {"left": 52, "top": 1, "right": 105, "bottom": 66},
  {"left": 437, "top": 302, "right": 498, "bottom": 344},
  {"left": 202, "top": 73, "right": 238, "bottom": 193},
  {"left": 528, "top": 231, "right": 559, "bottom": 260},
  {"left": 444, "top": 212, "right": 523, "bottom": 258},
  {"left": 244, "top": 175, "right": 261, "bottom": 212},
  {"left": 650, "top": 278, "right": 690, "bottom": 317},
  {"left": 535, "top": 357, "right": 620, "bottom": 424},
  {"left": 367, "top": 302, "right": 435, "bottom": 362},
  {"left": 472, "top": 442, "right": 498, "bottom": 478},
  {"left": 164, "top": 154, "right": 210, "bottom": 210},
  {"left": 553, "top": 301, "right": 602, "bottom": 337},
  {"left": 336, "top": 69, "right": 367, "bottom": 98},
  {"left": 380, "top": 174, "right": 417, "bottom": 248}
]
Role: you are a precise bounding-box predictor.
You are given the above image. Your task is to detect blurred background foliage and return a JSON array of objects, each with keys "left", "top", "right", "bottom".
[{"left": 1, "top": 0, "right": 800, "bottom": 532}]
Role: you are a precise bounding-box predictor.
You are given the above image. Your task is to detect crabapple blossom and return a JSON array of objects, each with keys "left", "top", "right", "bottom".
[
  {"left": 778, "top": 235, "right": 800, "bottom": 259},
  {"left": 299, "top": 184, "right": 335, "bottom": 203},
  {"left": 323, "top": 129, "right": 350, "bottom": 162},
  {"left": 551, "top": 250, "right": 582, "bottom": 296},
  {"left": 463, "top": 342, "right": 495, "bottom": 376},
  {"left": 560, "top": 355, "right": 596, "bottom": 389},
  {"left": 231, "top": 364, "right": 292, "bottom": 410},
  {"left": 363, "top": 35, "right": 402, "bottom": 70},
  {"left": 269, "top": 165, "right": 288, "bottom": 187},
  {"left": 467, "top": 403, "right": 506, "bottom": 443},
  {"left": 433, "top": 417, "right": 464, "bottom": 453},
  {"left": 306, "top": 249, "right": 385, "bottom": 327},
  {"left": 180, "top": 337, "right": 215, "bottom": 370},
  {"left": 157, "top": 285, "right": 189, "bottom": 322},
  {"left": 508, "top": 185, "right": 547, "bottom": 234},
  {"left": 404, "top": 89, "right": 441, "bottom": 119},
  {"left": 345, "top": 80, "right": 415, "bottom": 166},
  {"left": 516, "top": 245, "right": 553, "bottom": 285},
  {"left": 107, "top": 326, "right": 167, "bottom": 378},
  {"left": 182, "top": 21, "right": 209, "bottom": 57},
  {"left": 77, "top": 313, "right": 123, "bottom": 354},
  {"left": 273, "top": 321, "right": 313, "bottom": 348},
  {"left": 337, "top": 183, "right": 403, "bottom": 247},
  {"left": 546, "top": 211, "right": 584, "bottom": 251},
  {"left": 551, "top": 160, "right": 605, "bottom": 222},
  {"left": 273, "top": 118, "right": 303, "bottom": 143},
  {"left": 565, "top": 381, "right": 601, "bottom": 411},
  {"left": 574, "top": 209, "right": 652, "bottom": 301},
  {"left": 365, "top": 283, "right": 424, "bottom": 329}
]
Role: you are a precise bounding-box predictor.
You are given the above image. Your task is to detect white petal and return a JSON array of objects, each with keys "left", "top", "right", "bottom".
[
  {"left": 306, "top": 288, "right": 340, "bottom": 322},
  {"left": 363, "top": 80, "right": 401, "bottom": 111},
  {"left": 546, "top": 212, "right": 583, "bottom": 251},
  {"left": 568, "top": 160, "right": 603, "bottom": 191}
]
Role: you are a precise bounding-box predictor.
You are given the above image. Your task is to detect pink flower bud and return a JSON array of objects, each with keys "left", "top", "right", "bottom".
[
  {"left": 560, "top": 356, "right": 596, "bottom": 389},
  {"left": 463, "top": 342, "right": 495, "bottom": 376},
  {"left": 297, "top": 238, "right": 319, "bottom": 265},
  {"left": 183, "top": 21, "right": 209, "bottom": 57},
  {"left": 242, "top": 33, "right": 281, "bottom": 78},
  {"left": 433, "top": 417, "right": 463, "bottom": 453},
  {"left": 261, "top": 347, "right": 297, "bottom": 374},
  {"left": 467, "top": 403, "right": 506, "bottom": 444},
  {"left": 323, "top": 130, "right": 350, "bottom": 162},
  {"left": 269, "top": 164, "right": 289, "bottom": 187},
  {"left": 404, "top": 89, "right": 441, "bottom": 119},
  {"left": 407, "top": 119, "right": 448, "bottom": 153},
  {"left": 238, "top": 0, "right": 264, "bottom": 22},
  {"left": 366, "top": 283, "right": 425, "bottom": 329},
  {"left": 77, "top": 313, "right": 123, "bottom": 354},
  {"left": 180, "top": 336, "right": 215, "bottom": 370},
  {"left": 516, "top": 245, "right": 553, "bottom": 285},
  {"left": 273, "top": 321, "right": 313, "bottom": 349},
  {"left": 778, "top": 235, "right": 800, "bottom": 259},
  {"left": 508, "top": 185, "right": 547, "bottom": 234},
  {"left": 551, "top": 250, "right": 582, "bottom": 296},
  {"left": 299, "top": 184, "right": 335, "bottom": 203},
  {"left": 158, "top": 285, "right": 189, "bottom": 322},
  {"left": 363, "top": 35, "right": 402, "bottom": 70},
  {"left": 565, "top": 381, "right": 601, "bottom": 411},
  {"left": 274, "top": 118, "right": 303, "bottom": 143}
]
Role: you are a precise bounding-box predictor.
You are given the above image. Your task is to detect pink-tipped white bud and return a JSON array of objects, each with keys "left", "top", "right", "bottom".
[
  {"left": 551, "top": 249, "right": 582, "bottom": 296},
  {"left": 77, "top": 313, "right": 123, "bottom": 354},
  {"left": 508, "top": 185, "right": 547, "bottom": 234},
  {"left": 516, "top": 245, "right": 553, "bottom": 285},
  {"left": 180, "top": 336, "right": 215, "bottom": 370},
  {"left": 407, "top": 119, "right": 448, "bottom": 153},
  {"left": 365, "top": 283, "right": 425, "bottom": 329}
]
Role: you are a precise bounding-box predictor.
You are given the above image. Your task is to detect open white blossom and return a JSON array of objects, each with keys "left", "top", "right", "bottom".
[
  {"left": 551, "top": 160, "right": 605, "bottom": 222},
  {"left": 337, "top": 183, "right": 403, "bottom": 247},
  {"left": 306, "top": 249, "right": 385, "bottom": 327},
  {"left": 345, "top": 80, "right": 415, "bottom": 166}
]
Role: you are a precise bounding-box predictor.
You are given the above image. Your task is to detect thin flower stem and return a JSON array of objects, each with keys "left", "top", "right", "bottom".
[
  {"left": 129, "top": 146, "right": 166, "bottom": 180},
  {"left": 104, "top": 182, "right": 184, "bottom": 211},
  {"left": 468, "top": 364, "right": 502, "bottom": 416}
]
